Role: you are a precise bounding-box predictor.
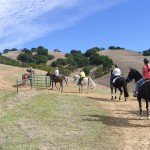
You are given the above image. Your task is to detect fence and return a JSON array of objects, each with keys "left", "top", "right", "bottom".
[
  {"left": 16, "top": 74, "right": 64, "bottom": 94},
  {"left": 32, "top": 74, "right": 50, "bottom": 88}
]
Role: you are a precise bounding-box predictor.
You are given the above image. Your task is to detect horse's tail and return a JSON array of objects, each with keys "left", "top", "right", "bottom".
[
  {"left": 123, "top": 82, "right": 129, "bottom": 98},
  {"left": 89, "top": 78, "right": 96, "bottom": 87},
  {"left": 63, "top": 76, "right": 68, "bottom": 86}
]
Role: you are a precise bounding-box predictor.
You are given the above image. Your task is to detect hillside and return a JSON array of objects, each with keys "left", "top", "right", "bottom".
[
  {"left": 98, "top": 49, "right": 150, "bottom": 92},
  {"left": 2, "top": 49, "right": 150, "bottom": 92}
]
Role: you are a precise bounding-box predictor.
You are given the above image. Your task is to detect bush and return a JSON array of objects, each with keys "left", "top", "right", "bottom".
[
  {"left": 83, "top": 66, "right": 90, "bottom": 76},
  {"left": 95, "top": 66, "right": 103, "bottom": 78}
]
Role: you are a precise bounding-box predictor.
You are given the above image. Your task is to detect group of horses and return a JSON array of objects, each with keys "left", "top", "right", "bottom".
[
  {"left": 21, "top": 67, "right": 150, "bottom": 119},
  {"left": 111, "top": 67, "right": 150, "bottom": 119}
]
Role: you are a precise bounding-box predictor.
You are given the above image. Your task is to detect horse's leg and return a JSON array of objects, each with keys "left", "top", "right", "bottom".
[
  {"left": 55, "top": 82, "right": 59, "bottom": 89},
  {"left": 138, "top": 97, "right": 143, "bottom": 118},
  {"left": 23, "top": 80, "right": 26, "bottom": 88},
  {"left": 118, "top": 88, "right": 122, "bottom": 101},
  {"left": 115, "top": 87, "right": 117, "bottom": 99},
  {"left": 59, "top": 83, "right": 61, "bottom": 90},
  {"left": 111, "top": 87, "right": 113, "bottom": 100},
  {"left": 86, "top": 84, "right": 89, "bottom": 94},
  {"left": 123, "top": 83, "right": 129, "bottom": 101},
  {"left": 79, "top": 85, "right": 81, "bottom": 93},
  {"left": 50, "top": 81, "right": 54, "bottom": 90},
  {"left": 80, "top": 85, "right": 83, "bottom": 93},
  {"left": 146, "top": 98, "right": 150, "bottom": 119}
]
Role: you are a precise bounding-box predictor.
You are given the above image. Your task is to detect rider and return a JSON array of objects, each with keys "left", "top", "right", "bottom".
[
  {"left": 52, "top": 67, "right": 59, "bottom": 81},
  {"left": 110, "top": 64, "right": 121, "bottom": 86},
  {"left": 28, "top": 67, "right": 33, "bottom": 78},
  {"left": 25, "top": 69, "right": 30, "bottom": 77},
  {"left": 133, "top": 58, "right": 150, "bottom": 97},
  {"left": 77, "top": 68, "right": 86, "bottom": 85}
]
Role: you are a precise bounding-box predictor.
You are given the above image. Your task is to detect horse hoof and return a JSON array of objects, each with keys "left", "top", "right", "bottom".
[
  {"left": 147, "top": 116, "right": 150, "bottom": 119},
  {"left": 139, "top": 116, "right": 143, "bottom": 120}
]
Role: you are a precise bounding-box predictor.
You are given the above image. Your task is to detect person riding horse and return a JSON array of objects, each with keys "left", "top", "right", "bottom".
[
  {"left": 110, "top": 64, "right": 121, "bottom": 87},
  {"left": 77, "top": 69, "right": 86, "bottom": 85},
  {"left": 26, "top": 67, "right": 34, "bottom": 78},
  {"left": 133, "top": 58, "right": 150, "bottom": 97},
  {"left": 110, "top": 65, "right": 129, "bottom": 101},
  {"left": 51, "top": 67, "right": 59, "bottom": 81}
]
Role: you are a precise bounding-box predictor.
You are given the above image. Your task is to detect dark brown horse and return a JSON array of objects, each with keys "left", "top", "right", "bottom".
[
  {"left": 22, "top": 69, "right": 35, "bottom": 87},
  {"left": 110, "top": 70, "right": 129, "bottom": 101},
  {"left": 126, "top": 68, "right": 150, "bottom": 119},
  {"left": 46, "top": 72, "right": 68, "bottom": 90}
]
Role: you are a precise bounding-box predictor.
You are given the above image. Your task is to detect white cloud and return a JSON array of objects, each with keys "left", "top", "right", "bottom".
[{"left": 0, "top": 0, "right": 127, "bottom": 51}]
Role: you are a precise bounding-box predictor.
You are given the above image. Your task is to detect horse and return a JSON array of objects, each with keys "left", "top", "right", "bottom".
[
  {"left": 73, "top": 74, "right": 96, "bottom": 94},
  {"left": 22, "top": 69, "right": 35, "bottom": 87},
  {"left": 110, "top": 70, "right": 129, "bottom": 101},
  {"left": 126, "top": 67, "right": 150, "bottom": 118},
  {"left": 46, "top": 72, "right": 68, "bottom": 90}
]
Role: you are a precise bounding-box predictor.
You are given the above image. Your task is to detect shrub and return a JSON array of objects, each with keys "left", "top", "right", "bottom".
[{"left": 95, "top": 66, "right": 103, "bottom": 78}]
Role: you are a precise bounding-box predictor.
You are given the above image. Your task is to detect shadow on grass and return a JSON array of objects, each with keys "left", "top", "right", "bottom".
[
  {"left": 82, "top": 114, "right": 150, "bottom": 127},
  {"left": 87, "top": 96, "right": 126, "bottom": 102}
]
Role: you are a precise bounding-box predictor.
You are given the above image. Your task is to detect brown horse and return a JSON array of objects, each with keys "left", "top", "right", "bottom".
[
  {"left": 46, "top": 72, "right": 68, "bottom": 90},
  {"left": 22, "top": 69, "right": 35, "bottom": 87}
]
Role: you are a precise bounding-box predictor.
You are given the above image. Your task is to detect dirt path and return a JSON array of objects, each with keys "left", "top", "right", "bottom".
[
  {"left": 81, "top": 91, "right": 150, "bottom": 150},
  {"left": 1, "top": 66, "right": 150, "bottom": 150},
  {"left": 48, "top": 83, "right": 150, "bottom": 150}
]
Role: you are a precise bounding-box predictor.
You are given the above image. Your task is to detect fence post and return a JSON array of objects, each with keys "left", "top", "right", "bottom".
[
  {"left": 30, "top": 77, "right": 32, "bottom": 89},
  {"left": 61, "top": 78, "right": 63, "bottom": 93},
  {"left": 16, "top": 79, "right": 19, "bottom": 94}
]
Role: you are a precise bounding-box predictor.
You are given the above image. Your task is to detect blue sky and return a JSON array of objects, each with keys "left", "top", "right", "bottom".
[{"left": 0, "top": 0, "right": 150, "bottom": 53}]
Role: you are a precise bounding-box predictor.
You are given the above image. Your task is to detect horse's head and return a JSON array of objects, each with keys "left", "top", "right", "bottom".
[
  {"left": 126, "top": 68, "right": 142, "bottom": 83},
  {"left": 46, "top": 72, "right": 53, "bottom": 76},
  {"left": 73, "top": 75, "right": 79, "bottom": 81}
]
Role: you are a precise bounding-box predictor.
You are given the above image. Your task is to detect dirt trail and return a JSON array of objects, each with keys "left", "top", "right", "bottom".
[
  {"left": 81, "top": 91, "right": 150, "bottom": 150},
  {"left": 1, "top": 67, "right": 150, "bottom": 150}
]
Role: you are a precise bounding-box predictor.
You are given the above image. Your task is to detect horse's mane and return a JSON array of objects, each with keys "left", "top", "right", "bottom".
[{"left": 129, "top": 67, "right": 142, "bottom": 76}]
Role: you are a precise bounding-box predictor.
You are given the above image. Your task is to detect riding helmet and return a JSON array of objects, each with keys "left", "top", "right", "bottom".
[
  {"left": 115, "top": 64, "right": 118, "bottom": 68},
  {"left": 143, "top": 58, "right": 149, "bottom": 64}
]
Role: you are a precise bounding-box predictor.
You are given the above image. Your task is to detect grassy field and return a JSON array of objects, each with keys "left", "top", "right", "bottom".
[
  {"left": 0, "top": 64, "right": 116, "bottom": 149},
  {"left": 0, "top": 89, "right": 110, "bottom": 150}
]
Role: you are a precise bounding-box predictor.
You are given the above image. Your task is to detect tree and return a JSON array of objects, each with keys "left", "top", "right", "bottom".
[
  {"left": 34, "top": 55, "right": 48, "bottom": 64},
  {"left": 37, "top": 46, "right": 48, "bottom": 56},
  {"left": 3, "top": 49, "right": 10, "bottom": 53},
  {"left": 143, "top": 49, "right": 150, "bottom": 56},
  {"left": 84, "top": 47, "right": 102, "bottom": 57}
]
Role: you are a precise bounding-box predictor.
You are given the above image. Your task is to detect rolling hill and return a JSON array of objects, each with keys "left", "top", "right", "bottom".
[{"left": 2, "top": 49, "right": 150, "bottom": 92}]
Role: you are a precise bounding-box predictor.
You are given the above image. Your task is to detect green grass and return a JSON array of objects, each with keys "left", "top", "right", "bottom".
[{"left": 0, "top": 91, "right": 108, "bottom": 150}]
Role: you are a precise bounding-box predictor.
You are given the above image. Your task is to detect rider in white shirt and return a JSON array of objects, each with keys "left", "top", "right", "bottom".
[
  {"left": 54, "top": 67, "right": 59, "bottom": 76},
  {"left": 52, "top": 67, "right": 59, "bottom": 80},
  {"left": 112, "top": 65, "right": 121, "bottom": 76},
  {"left": 110, "top": 65, "right": 121, "bottom": 85}
]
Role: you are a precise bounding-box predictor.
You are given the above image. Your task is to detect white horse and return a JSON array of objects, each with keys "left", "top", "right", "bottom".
[{"left": 73, "top": 74, "right": 96, "bottom": 93}]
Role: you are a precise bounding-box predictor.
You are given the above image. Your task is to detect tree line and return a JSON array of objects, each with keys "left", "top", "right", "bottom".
[{"left": 0, "top": 45, "right": 130, "bottom": 77}]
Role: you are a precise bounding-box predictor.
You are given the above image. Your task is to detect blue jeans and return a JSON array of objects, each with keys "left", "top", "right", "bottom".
[{"left": 135, "top": 78, "right": 144, "bottom": 93}]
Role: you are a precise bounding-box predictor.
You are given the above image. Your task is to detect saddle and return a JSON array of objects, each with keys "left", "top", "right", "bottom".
[
  {"left": 112, "top": 77, "right": 120, "bottom": 84},
  {"left": 140, "top": 79, "right": 150, "bottom": 87}
]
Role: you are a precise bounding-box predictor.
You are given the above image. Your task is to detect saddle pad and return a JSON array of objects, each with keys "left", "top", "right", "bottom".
[{"left": 112, "top": 77, "right": 120, "bottom": 83}]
